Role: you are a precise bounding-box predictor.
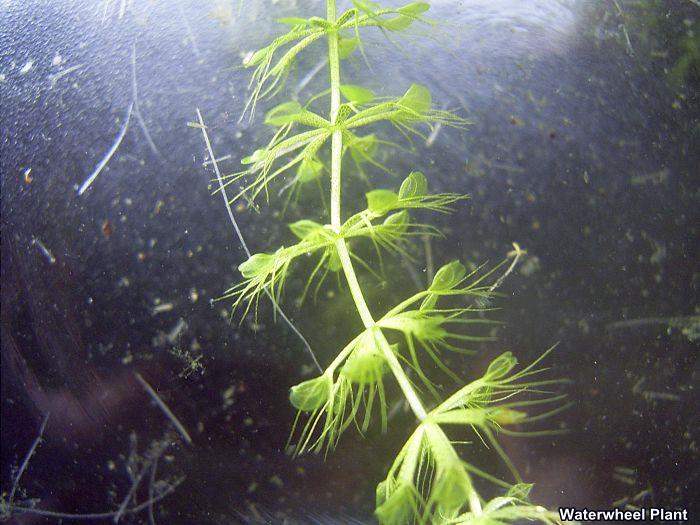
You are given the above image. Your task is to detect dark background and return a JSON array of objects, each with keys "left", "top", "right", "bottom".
[{"left": 1, "top": 0, "right": 698, "bottom": 523}]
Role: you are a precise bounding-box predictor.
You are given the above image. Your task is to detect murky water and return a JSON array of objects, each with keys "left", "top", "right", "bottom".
[{"left": 2, "top": 0, "right": 697, "bottom": 523}]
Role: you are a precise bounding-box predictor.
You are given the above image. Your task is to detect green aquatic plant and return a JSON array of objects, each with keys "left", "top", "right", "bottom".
[{"left": 217, "top": 1, "right": 566, "bottom": 522}]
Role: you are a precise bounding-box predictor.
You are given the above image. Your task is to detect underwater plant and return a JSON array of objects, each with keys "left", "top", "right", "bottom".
[{"left": 208, "top": 1, "right": 567, "bottom": 522}]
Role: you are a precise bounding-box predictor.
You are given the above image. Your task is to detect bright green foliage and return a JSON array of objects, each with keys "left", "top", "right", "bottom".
[
  {"left": 229, "top": 1, "right": 565, "bottom": 523},
  {"left": 288, "top": 329, "right": 393, "bottom": 455},
  {"left": 445, "top": 483, "right": 562, "bottom": 525},
  {"left": 340, "top": 84, "right": 375, "bottom": 104},
  {"left": 290, "top": 374, "right": 332, "bottom": 411},
  {"left": 224, "top": 172, "right": 467, "bottom": 316},
  {"left": 220, "top": 83, "right": 466, "bottom": 205},
  {"left": 374, "top": 353, "right": 567, "bottom": 523}
]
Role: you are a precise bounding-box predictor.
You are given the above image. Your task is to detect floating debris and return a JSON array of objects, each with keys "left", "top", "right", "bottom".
[
  {"left": 222, "top": 385, "right": 236, "bottom": 409},
  {"left": 641, "top": 391, "right": 680, "bottom": 402},
  {"left": 19, "top": 60, "right": 34, "bottom": 75},
  {"left": 152, "top": 302, "right": 174, "bottom": 315},
  {"left": 101, "top": 0, "right": 133, "bottom": 24},
  {"left": 101, "top": 219, "right": 113, "bottom": 238},
  {"left": 630, "top": 168, "right": 669, "bottom": 186},
  {"left": 202, "top": 154, "right": 232, "bottom": 166},
  {"left": 3, "top": 418, "right": 183, "bottom": 522},
  {"left": 612, "top": 466, "right": 637, "bottom": 485},
  {"left": 520, "top": 254, "right": 541, "bottom": 276},
  {"left": 167, "top": 318, "right": 187, "bottom": 344},
  {"left": 31, "top": 237, "right": 56, "bottom": 264},
  {"left": 169, "top": 343, "right": 204, "bottom": 379},
  {"left": 48, "top": 63, "right": 83, "bottom": 88},
  {"left": 630, "top": 376, "right": 680, "bottom": 402},
  {"left": 649, "top": 242, "right": 666, "bottom": 265},
  {"left": 425, "top": 120, "right": 443, "bottom": 147}
]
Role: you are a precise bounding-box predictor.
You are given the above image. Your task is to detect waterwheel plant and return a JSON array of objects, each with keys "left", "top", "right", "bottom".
[{"left": 210, "top": 1, "right": 567, "bottom": 522}]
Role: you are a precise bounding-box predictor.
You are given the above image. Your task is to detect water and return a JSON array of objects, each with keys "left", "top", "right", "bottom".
[{"left": 1, "top": 0, "right": 697, "bottom": 522}]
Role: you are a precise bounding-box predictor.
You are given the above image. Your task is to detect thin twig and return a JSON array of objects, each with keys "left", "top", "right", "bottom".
[
  {"left": 176, "top": 3, "right": 202, "bottom": 59},
  {"left": 194, "top": 108, "right": 322, "bottom": 372},
  {"left": 148, "top": 456, "right": 159, "bottom": 525},
  {"left": 612, "top": 0, "right": 635, "bottom": 56},
  {"left": 114, "top": 438, "right": 168, "bottom": 523},
  {"left": 131, "top": 42, "right": 162, "bottom": 158},
  {"left": 425, "top": 121, "right": 442, "bottom": 147},
  {"left": 202, "top": 154, "right": 231, "bottom": 166},
  {"left": 488, "top": 242, "right": 525, "bottom": 294},
  {"left": 11, "top": 477, "right": 183, "bottom": 521},
  {"left": 294, "top": 58, "right": 327, "bottom": 97},
  {"left": 31, "top": 237, "right": 56, "bottom": 264},
  {"left": 78, "top": 103, "right": 133, "bottom": 195},
  {"left": 8, "top": 413, "right": 49, "bottom": 509},
  {"left": 114, "top": 460, "right": 149, "bottom": 523},
  {"left": 134, "top": 372, "right": 193, "bottom": 445}
]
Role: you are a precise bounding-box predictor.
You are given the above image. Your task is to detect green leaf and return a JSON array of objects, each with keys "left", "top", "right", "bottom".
[
  {"left": 289, "top": 219, "right": 324, "bottom": 240},
  {"left": 289, "top": 375, "right": 332, "bottom": 411},
  {"left": 335, "top": 104, "right": 353, "bottom": 124},
  {"left": 349, "top": 134, "right": 378, "bottom": 166},
  {"left": 297, "top": 157, "right": 323, "bottom": 182},
  {"left": 380, "top": 311, "right": 446, "bottom": 342},
  {"left": 241, "top": 149, "right": 267, "bottom": 165},
  {"left": 398, "top": 171, "right": 428, "bottom": 199},
  {"left": 429, "top": 465, "right": 471, "bottom": 512},
  {"left": 277, "top": 17, "right": 308, "bottom": 26},
  {"left": 264, "top": 101, "right": 303, "bottom": 126},
  {"left": 419, "top": 293, "right": 438, "bottom": 311},
  {"left": 340, "top": 340, "right": 389, "bottom": 383},
  {"left": 399, "top": 2, "right": 430, "bottom": 16},
  {"left": 382, "top": 2, "right": 430, "bottom": 31},
  {"left": 429, "top": 260, "right": 466, "bottom": 292},
  {"left": 239, "top": 253, "right": 275, "bottom": 279},
  {"left": 485, "top": 352, "right": 517, "bottom": 380},
  {"left": 326, "top": 249, "right": 342, "bottom": 271},
  {"left": 338, "top": 37, "right": 358, "bottom": 59},
  {"left": 352, "top": 0, "right": 381, "bottom": 14},
  {"left": 375, "top": 483, "right": 417, "bottom": 525},
  {"left": 243, "top": 48, "right": 267, "bottom": 67},
  {"left": 309, "top": 16, "right": 333, "bottom": 29},
  {"left": 367, "top": 189, "right": 399, "bottom": 214},
  {"left": 506, "top": 483, "right": 534, "bottom": 501},
  {"left": 383, "top": 210, "right": 409, "bottom": 233},
  {"left": 399, "top": 83, "right": 431, "bottom": 113},
  {"left": 490, "top": 407, "right": 527, "bottom": 425},
  {"left": 340, "top": 84, "right": 375, "bottom": 104}
]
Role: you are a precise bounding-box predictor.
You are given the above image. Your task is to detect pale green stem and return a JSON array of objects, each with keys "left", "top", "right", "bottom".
[
  {"left": 324, "top": 0, "right": 481, "bottom": 515},
  {"left": 327, "top": 0, "right": 342, "bottom": 230},
  {"left": 325, "top": 0, "right": 426, "bottom": 421}
]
